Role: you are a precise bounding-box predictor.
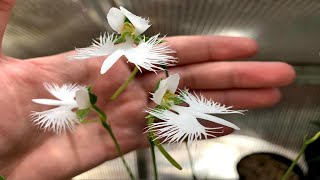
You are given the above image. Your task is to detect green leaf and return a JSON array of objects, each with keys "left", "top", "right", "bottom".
[
  {"left": 0, "top": 176, "right": 5, "bottom": 180},
  {"left": 86, "top": 86, "right": 98, "bottom": 105},
  {"left": 154, "top": 78, "right": 162, "bottom": 92},
  {"left": 154, "top": 140, "right": 183, "bottom": 170},
  {"left": 147, "top": 118, "right": 182, "bottom": 170},
  {"left": 76, "top": 108, "right": 90, "bottom": 121},
  {"left": 89, "top": 92, "right": 97, "bottom": 105}
]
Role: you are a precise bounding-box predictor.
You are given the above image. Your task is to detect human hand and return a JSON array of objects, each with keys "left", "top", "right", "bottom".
[{"left": 0, "top": 1, "right": 295, "bottom": 179}]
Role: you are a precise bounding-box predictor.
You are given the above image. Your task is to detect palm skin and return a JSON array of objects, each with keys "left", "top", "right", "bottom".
[{"left": 0, "top": 1, "right": 296, "bottom": 179}]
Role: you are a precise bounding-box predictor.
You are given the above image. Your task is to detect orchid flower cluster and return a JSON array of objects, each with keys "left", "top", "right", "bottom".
[{"left": 31, "top": 6, "right": 244, "bottom": 180}]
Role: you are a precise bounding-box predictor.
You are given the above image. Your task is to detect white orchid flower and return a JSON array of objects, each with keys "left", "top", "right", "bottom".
[
  {"left": 100, "top": 34, "right": 177, "bottom": 73},
  {"left": 147, "top": 75, "right": 244, "bottom": 144},
  {"left": 107, "top": 6, "right": 151, "bottom": 35},
  {"left": 150, "top": 73, "right": 180, "bottom": 105},
  {"left": 146, "top": 108, "right": 224, "bottom": 145},
  {"left": 70, "top": 34, "right": 177, "bottom": 74},
  {"left": 31, "top": 83, "right": 90, "bottom": 134}
]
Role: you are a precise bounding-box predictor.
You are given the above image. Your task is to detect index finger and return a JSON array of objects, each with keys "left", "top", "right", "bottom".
[{"left": 165, "top": 36, "right": 258, "bottom": 66}]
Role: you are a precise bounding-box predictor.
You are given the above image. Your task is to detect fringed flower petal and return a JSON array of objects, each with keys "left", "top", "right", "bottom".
[
  {"left": 69, "top": 33, "right": 118, "bottom": 60},
  {"left": 171, "top": 106, "right": 240, "bottom": 130},
  {"left": 31, "top": 83, "right": 87, "bottom": 134},
  {"left": 146, "top": 107, "right": 224, "bottom": 145},
  {"left": 31, "top": 106, "right": 79, "bottom": 134},
  {"left": 179, "top": 90, "right": 246, "bottom": 115},
  {"left": 124, "top": 34, "right": 177, "bottom": 72}
]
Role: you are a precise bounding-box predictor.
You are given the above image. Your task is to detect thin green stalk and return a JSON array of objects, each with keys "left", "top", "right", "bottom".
[
  {"left": 81, "top": 119, "right": 99, "bottom": 124},
  {"left": 185, "top": 143, "right": 197, "bottom": 180},
  {"left": 147, "top": 118, "right": 158, "bottom": 180},
  {"left": 160, "top": 65, "right": 169, "bottom": 77},
  {"left": 148, "top": 118, "right": 182, "bottom": 170},
  {"left": 149, "top": 138, "right": 158, "bottom": 180},
  {"left": 92, "top": 105, "right": 136, "bottom": 180},
  {"left": 111, "top": 67, "right": 139, "bottom": 100},
  {"left": 282, "top": 131, "right": 320, "bottom": 180}
]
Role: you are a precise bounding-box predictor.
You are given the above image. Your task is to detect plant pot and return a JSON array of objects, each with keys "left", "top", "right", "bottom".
[{"left": 237, "top": 152, "right": 304, "bottom": 180}]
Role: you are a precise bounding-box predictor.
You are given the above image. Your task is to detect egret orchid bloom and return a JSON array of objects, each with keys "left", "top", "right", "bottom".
[
  {"left": 147, "top": 74, "right": 243, "bottom": 145},
  {"left": 31, "top": 83, "right": 90, "bottom": 133},
  {"left": 150, "top": 73, "right": 180, "bottom": 105},
  {"left": 107, "top": 6, "right": 151, "bottom": 36},
  {"left": 70, "top": 34, "right": 177, "bottom": 74}
]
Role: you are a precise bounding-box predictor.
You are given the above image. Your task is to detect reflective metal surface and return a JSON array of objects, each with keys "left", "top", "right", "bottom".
[{"left": 3, "top": 0, "right": 320, "bottom": 179}]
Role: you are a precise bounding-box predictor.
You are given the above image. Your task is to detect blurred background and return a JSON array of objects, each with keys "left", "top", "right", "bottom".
[{"left": 3, "top": 0, "right": 320, "bottom": 179}]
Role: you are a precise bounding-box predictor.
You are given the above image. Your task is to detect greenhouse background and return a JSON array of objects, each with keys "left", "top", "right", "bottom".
[{"left": 3, "top": 0, "right": 320, "bottom": 179}]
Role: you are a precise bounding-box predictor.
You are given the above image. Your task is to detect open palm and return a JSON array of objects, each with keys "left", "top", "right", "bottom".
[{"left": 0, "top": 1, "right": 296, "bottom": 179}]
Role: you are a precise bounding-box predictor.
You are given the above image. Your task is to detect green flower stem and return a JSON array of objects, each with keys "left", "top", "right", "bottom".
[
  {"left": 148, "top": 118, "right": 182, "bottom": 170},
  {"left": 282, "top": 131, "right": 320, "bottom": 180},
  {"left": 148, "top": 138, "right": 158, "bottom": 180},
  {"left": 81, "top": 119, "right": 100, "bottom": 124},
  {"left": 160, "top": 65, "right": 169, "bottom": 77},
  {"left": 111, "top": 67, "right": 139, "bottom": 100},
  {"left": 92, "top": 105, "right": 136, "bottom": 180},
  {"left": 185, "top": 143, "right": 197, "bottom": 180},
  {"left": 147, "top": 118, "right": 158, "bottom": 180}
]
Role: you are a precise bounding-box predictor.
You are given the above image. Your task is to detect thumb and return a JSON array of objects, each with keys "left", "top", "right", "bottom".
[{"left": 0, "top": 0, "right": 15, "bottom": 53}]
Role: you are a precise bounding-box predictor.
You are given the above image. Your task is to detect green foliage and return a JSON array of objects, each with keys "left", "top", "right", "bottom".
[
  {"left": 154, "top": 79, "right": 162, "bottom": 92},
  {"left": 76, "top": 109, "right": 90, "bottom": 121},
  {"left": 147, "top": 118, "right": 182, "bottom": 170},
  {"left": 87, "top": 86, "right": 97, "bottom": 105},
  {"left": 0, "top": 176, "right": 5, "bottom": 180},
  {"left": 282, "top": 131, "right": 320, "bottom": 180}
]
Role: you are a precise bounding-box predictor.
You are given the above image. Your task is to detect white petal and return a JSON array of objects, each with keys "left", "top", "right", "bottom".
[
  {"left": 191, "top": 111, "right": 240, "bottom": 130},
  {"left": 124, "top": 34, "right": 177, "bottom": 72},
  {"left": 32, "top": 99, "right": 76, "bottom": 107},
  {"left": 100, "top": 50, "right": 125, "bottom": 74},
  {"left": 179, "top": 90, "right": 246, "bottom": 115},
  {"left": 166, "top": 74, "right": 180, "bottom": 93},
  {"left": 107, "top": 8, "right": 125, "bottom": 33},
  {"left": 75, "top": 88, "right": 91, "bottom": 110},
  {"left": 150, "top": 74, "right": 180, "bottom": 104},
  {"left": 119, "top": 6, "right": 151, "bottom": 35},
  {"left": 150, "top": 78, "right": 168, "bottom": 105},
  {"left": 146, "top": 108, "right": 215, "bottom": 145},
  {"left": 69, "top": 33, "right": 118, "bottom": 60},
  {"left": 31, "top": 106, "right": 79, "bottom": 134},
  {"left": 43, "top": 83, "right": 84, "bottom": 101}
]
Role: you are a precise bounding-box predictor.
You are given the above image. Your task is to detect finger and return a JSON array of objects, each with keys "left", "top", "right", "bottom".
[
  {"left": 139, "top": 62, "right": 295, "bottom": 92},
  {"left": 147, "top": 88, "right": 281, "bottom": 110},
  {"left": 165, "top": 36, "right": 258, "bottom": 66},
  {"left": 197, "top": 88, "right": 281, "bottom": 109},
  {"left": 0, "top": 0, "right": 15, "bottom": 53}
]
